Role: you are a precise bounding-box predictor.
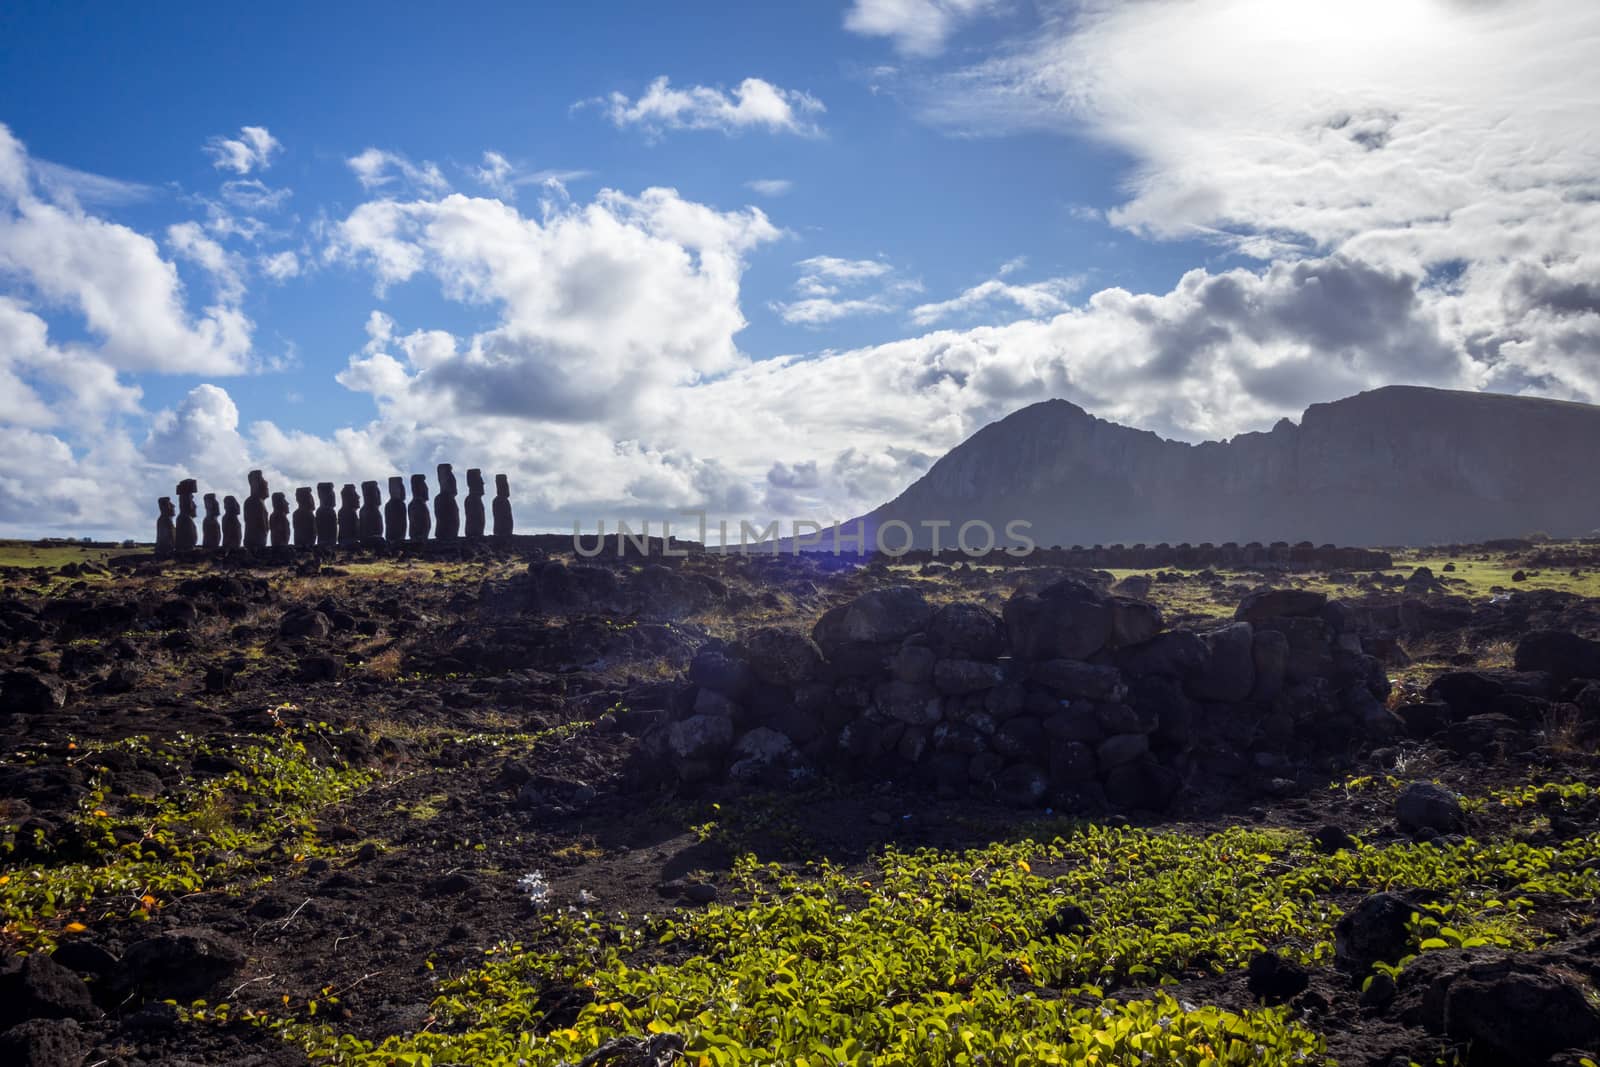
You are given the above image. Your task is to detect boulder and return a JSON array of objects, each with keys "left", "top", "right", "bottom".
[
  {"left": 1048, "top": 739, "right": 1098, "bottom": 784},
  {"left": 1514, "top": 629, "right": 1600, "bottom": 683},
  {"left": 1043, "top": 704, "right": 1104, "bottom": 743},
  {"left": 1400, "top": 596, "right": 1473, "bottom": 637},
  {"left": 279, "top": 608, "right": 331, "bottom": 639},
  {"left": 1429, "top": 957, "right": 1600, "bottom": 1064},
  {"left": 1115, "top": 631, "right": 1207, "bottom": 678},
  {"left": 1095, "top": 732, "right": 1149, "bottom": 769},
  {"left": 688, "top": 649, "right": 755, "bottom": 700},
  {"left": 666, "top": 714, "right": 735, "bottom": 763},
  {"left": 1235, "top": 588, "right": 1327, "bottom": 624},
  {"left": 1003, "top": 580, "right": 1113, "bottom": 661},
  {"left": 1102, "top": 758, "right": 1179, "bottom": 810},
  {"left": 1029, "top": 660, "right": 1126, "bottom": 702},
  {"left": 1396, "top": 781, "right": 1465, "bottom": 835},
  {"left": 0, "top": 671, "right": 66, "bottom": 715},
  {"left": 1334, "top": 892, "right": 1414, "bottom": 970},
  {"left": 1428, "top": 670, "right": 1555, "bottom": 719},
  {"left": 874, "top": 680, "right": 943, "bottom": 726},
  {"left": 995, "top": 764, "right": 1049, "bottom": 807},
  {"left": 742, "top": 628, "right": 822, "bottom": 687},
  {"left": 841, "top": 587, "right": 933, "bottom": 644},
  {"left": 892, "top": 644, "right": 937, "bottom": 685},
  {"left": 932, "top": 658, "right": 1006, "bottom": 695},
  {"left": 122, "top": 927, "right": 246, "bottom": 1001},
  {"left": 1246, "top": 951, "right": 1310, "bottom": 1005},
  {"left": 0, "top": 1018, "right": 86, "bottom": 1067},
  {"left": 1188, "top": 621, "right": 1256, "bottom": 702},
  {"left": 0, "top": 953, "right": 96, "bottom": 1029},
  {"left": 926, "top": 603, "right": 1005, "bottom": 660},
  {"left": 727, "top": 728, "right": 796, "bottom": 783},
  {"left": 992, "top": 716, "right": 1045, "bottom": 759},
  {"left": 1108, "top": 596, "right": 1163, "bottom": 647},
  {"left": 1249, "top": 628, "right": 1289, "bottom": 701}
]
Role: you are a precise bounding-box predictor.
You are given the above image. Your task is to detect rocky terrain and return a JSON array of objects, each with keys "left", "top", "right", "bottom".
[
  {"left": 838, "top": 386, "right": 1600, "bottom": 547},
  {"left": 3, "top": 539, "right": 1600, "bottom": 1065}
]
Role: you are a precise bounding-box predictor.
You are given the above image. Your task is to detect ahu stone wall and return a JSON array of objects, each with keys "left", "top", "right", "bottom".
[{"left": 638, "top": 581, "right": 1395, "bottom": 810}]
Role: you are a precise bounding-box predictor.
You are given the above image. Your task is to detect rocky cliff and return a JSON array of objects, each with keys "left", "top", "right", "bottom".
[{"left": 836, "top": 386, "right": 1600, "bottom": 548}]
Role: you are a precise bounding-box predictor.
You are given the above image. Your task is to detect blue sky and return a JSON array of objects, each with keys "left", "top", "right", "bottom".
[{"left": 1, "top": 0, "right": 1597, "bottom": 537}]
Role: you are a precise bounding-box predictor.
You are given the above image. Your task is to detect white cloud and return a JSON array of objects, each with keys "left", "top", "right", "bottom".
[
  {"left": 167, "top": 221, "right": 245, "bottom": 305},
  {"left": 771, "top": 255, "right": 921, "bottom": 325},
  {"left": 844, "top": 0, "right": 1001, "bottom": 57},
  {"left": 259, "top": 250, "right": 300, "bottom": 281},
  {"left": 328, "top": 185, "right": 780, "bottom": 420},
  {"left": 473, "top": 151, "right": 514, "bottom": 196},
  {"left": 467, "top": 150, "right": 590, "bottom": 199},
  {"left": 746, "top": 178, "right": 794, "bottom": 197},
  {"left": 910, "top": 274, "right": 1083, "bottom": 326},
  {"left": 220, "top": 179, "right": 291, "bottom": 211},
  {"left": 347, "top": 148, "right": 451, "bottom": 195},
  {"left": 0, "top": 124, "right": 253, "bottom": 375},
  {"left": 598, "top": 76, "right": 824, "bottom": 137},
  {"left": 203, "top": 125, "right": 281, "bottom": 175}
]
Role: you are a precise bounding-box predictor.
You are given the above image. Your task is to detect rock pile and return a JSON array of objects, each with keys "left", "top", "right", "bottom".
[{"left": 639, "top": 581, "right": 1395, "bottom": 809}]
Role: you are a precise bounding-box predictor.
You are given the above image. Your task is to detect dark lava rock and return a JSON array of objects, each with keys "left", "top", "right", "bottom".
[
  {"left": 1029, "top": 660, "right": 1125, "bottom": 702},
  {"left": 1188, "top": 621, "right": 1256, "bottom": 702},
  {"left": 1041, "top": 903, "right": 1091, "bottom": 938},
  {"left": 296, "top": 653, "right": 342, "bottom": 683},
  {"left": 688, "top": 648, "right": 754, "bottom": 700},
  {"left": 1246, "top": 951, "right": 1310, "bottom": 1005},
  {"left": 1311, "top": 824, "right": 1358, "bottom": 854},
  {"left": 1395, "top": 701, "right": 1452, "bottom": 740},
  {"left": 0, "top": 953, "right": 97, "bottom": 1028},
  {"left": 932, "top": 658, "right": 1006, "bottom": 695},
  {"left": 1102, "top": 758, "right": 1179, "bottom": 811},
  {"left": 994, "top": 763, "right": 1048, "bottom": 807},
  {"left": 1396, "top": 781, "right": 1465, "bottom": 835},
  {"left": 682, "top": 882, "right": 718, "bottom": 904},
  {"left": 839, "top": 586, "right": 933, "bottom": 644},
  {"left": 1515, "top": 629, "right": 1600, "bottom": 683},
  {"left": 122, "top": 927, "right": 246, "bottom": 1001},
  {"left": 1004, "top": 580, "right": 1114, "bottom": 661},
  {"left": 428, "top": 872, "right": 477, "bottom": 897},
  {"left": 0, "top": 1018, "right": 86, "bottom": 1067},
  {"left": 279, "top": 607, "right": 332, "bottom": 639},
  {"left": 1415, "top": 956, "right": 1600, "bottom": 1065},
  {"left": 926, "top": 602, "right": 1006, "bottom": 660},
  {"left": 1335, "top": 892, "right": 1415, "bottom": 971},
  {"left": 0, "top": 671, "right": 66, "bottom": 715},
  {"left": 1234, "top": 588, "right": 1327, "bottom": 624},
  {"left": 741, "top": 628, "right": 822, "bottom": 687}
]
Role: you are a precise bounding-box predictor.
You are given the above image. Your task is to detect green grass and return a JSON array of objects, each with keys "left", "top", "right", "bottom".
[
  {"left": 0, "top": 538, "right": 148, "bottom": 570},
  {"left": 268, "top": 796, "right": 1600, "bottom": 1067}
]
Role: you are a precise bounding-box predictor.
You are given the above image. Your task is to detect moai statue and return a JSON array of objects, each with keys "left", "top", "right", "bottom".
[
  {"left": 292, "top": 488, "right": 316, "bottom": 549},
  {"left": 269, "top": 492, "right": 291, "bottom": 547},
  {"left": 155, "top": 497, "right": 176, "bottom": 556},
  {"left": 202, "top": 493, "right": 222, "bottom": 549},
  {"left": 433, "top": 463, "right": 460, "bottom": 541},
  {"left": 492, "top": 474, "right": 513, "bottom": 539},
  {"left": 222, "top": 496, "right": 242, "bottom": 549},
  {"left": 175, "top": 480, "right": 199, "bottom": 552},
  {"left": 384, "top": 476, "right": 407, "bottom": 543},
  {"left": 337, "top": 484, "right": 360, "bottom": 546},
  {"left": 464, "top": 468, "right": 486, "bottom": 539},
  {"left": 243, "top": 470, "right": 269, "bottom": 550},
  {"left": 408, "top": 474, "right": 431, "bottom": 542},
  {"left": 359, "top": 481, "right": 384, "bottom": 542},
  {"left": 315, "top": 483, "right": 338, "bottom": 547}
]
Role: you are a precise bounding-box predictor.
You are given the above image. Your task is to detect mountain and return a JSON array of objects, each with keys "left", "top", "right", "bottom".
[{"left": 824, "top": 386, "right": 1600, "bottom": 549}]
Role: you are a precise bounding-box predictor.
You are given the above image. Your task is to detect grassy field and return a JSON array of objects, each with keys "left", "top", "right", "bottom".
[{"left": 0, "top": 538, "right": 149, "bottom": 569}]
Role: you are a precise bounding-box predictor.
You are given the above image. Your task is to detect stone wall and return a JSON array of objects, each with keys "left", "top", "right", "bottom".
[
  {"left": 638, "top": 581, "right": 1395, "bottom": 810},
  {"left": 892, "top": 541, "right": 1392, "bottom": 572}
]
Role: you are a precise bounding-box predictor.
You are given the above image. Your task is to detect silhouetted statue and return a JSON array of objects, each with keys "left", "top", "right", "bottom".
[
  {"left": 202, "top": 493, "right": 221, "bottom": 549},
  {"left": 315, "top": 483, "right": 337, "bottom": 547},
  {"left": 269, "top": 492, "right": 290, "bottom": 547},
  {"left": 243, "top": 470, "right": 269, "bottom": 549},
  {"left": 464, "top": 468, "right": 486, "bottom": 539},
  {"left": 292, "top": 488, "right": 316, "bottom": 549},
  {"left": 384, "top": 477, "right": 407, "bottom": 543},
  {"left": 492, "top": 474, "right": 513, "bottom": 538},
  {"left": 408, "top": 474, "right": 431, "bottom": 542},
  {"left": 222, "top": 496, "right": 242, "bottom": 549},
  {"left": 359, "top": 481, "right": 384, "bottom": 542},
  {"left": 434, "top": 463, "right": 459, "bottom": 541},
  {"left": 338, "top": 484, "right": 360, "bottom": 545},
  {"left": 156, "top": 497, "right": 175, "bottom": 556},
  {"left": 175, "top": 480, "right": 199, "bottom": 552}
]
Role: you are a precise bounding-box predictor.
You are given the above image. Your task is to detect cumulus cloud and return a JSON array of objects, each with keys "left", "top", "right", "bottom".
[
  {"left": 598, "top": 76, "right": 825, "bottom": 137},
  {"left": 844, "top": 0, "right": 1002, "bottom": 57},
  {"left": 329, "top": 185, "right": 780, "bottom": 421},
  {"left": 911, "top": 274, "right": 1083, "bottom": 326},
  {"left": 167, "top": 221, "right": 245, "bottom": 305},
  {"left": 771, "top": 255, "right": 921, "bottom": 325},
  {"left": 0, "top": 124, "right": 253, "bottom": 374},
  {"left": 203, "top": 125, "right": 281, "bottom": 174},
  {"left": 346, "top": 148, "right": 450, "bottom": 195},
  {"left": 259, "top": 250, "right": 300, "bottom": 281},
  {"left": 220, "top": 179, "right": 291, "bottom": 212}
]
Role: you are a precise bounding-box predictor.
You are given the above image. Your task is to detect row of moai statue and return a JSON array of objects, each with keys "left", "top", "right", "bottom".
[{"left": 156, "top": 464, "right": 512, "bottom": 555}]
